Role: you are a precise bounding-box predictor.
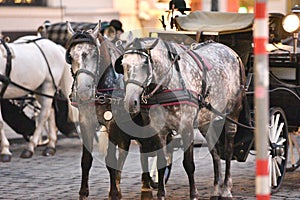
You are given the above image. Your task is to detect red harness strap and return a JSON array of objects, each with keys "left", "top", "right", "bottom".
[{"left": 179, "top": 44, "right": 213, "bottom": 71}]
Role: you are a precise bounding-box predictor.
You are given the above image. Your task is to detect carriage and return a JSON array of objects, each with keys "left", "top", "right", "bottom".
[
  {"left": 40, "top": 14, "right": 300, "bottom": 199},
  {"left": 146, "top": 10, "right": 300, "bottom": 193}
]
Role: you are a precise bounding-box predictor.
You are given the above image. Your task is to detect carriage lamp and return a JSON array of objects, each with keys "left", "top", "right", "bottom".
[
  {"left": 282, "top": 5, "right": 300, "bottom": 53},
  {"left": 103, "top": 110, "right": 113, "bottom": 121}
]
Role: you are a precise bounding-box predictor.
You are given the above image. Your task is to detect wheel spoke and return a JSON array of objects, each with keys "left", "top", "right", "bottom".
[
  {"left": 273, "top": 158, "right": 281, "bottom": 177},
  {"left": 272, "top": 158, "right": 278, "bottom": 186},
  {"left": 276, "top": 137, "right": 286, "bottom": 146},
  {"left": 274, "top": 122, "right": 284, "bottom": 143}
]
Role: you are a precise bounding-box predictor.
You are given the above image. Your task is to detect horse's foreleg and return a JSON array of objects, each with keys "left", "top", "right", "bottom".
[
  {"left": 115, "top": 140, "right": 130, "bottom": 199},
  {"left": 0, "top": 121, "right": 12, "bottom": 162},
  {"left": 221, "top": 121, "right": 237, "bottom": 199},
  {"left": 78, "top": 109, "right": 96, "bottom": 200},
  {"left": 21, "top": 94, "right": 53, "bottom": 158},
  {"left": 205, "top": 119, "right": 224, "bottom": 199},
  {"left": 181, "top": 130, "right": 199, "bottom": 200},
  {"left": 79, "top": 144, "right": 93, "bottom": 200},
  {"left": 156, "top": 147, "right": 167, "bottom": 200},
  {"left": 42, "top": 107, "right": 57, "bottom": 156},
  {"left": 106, "top": 138, "right": 121, "bottom": 200}
]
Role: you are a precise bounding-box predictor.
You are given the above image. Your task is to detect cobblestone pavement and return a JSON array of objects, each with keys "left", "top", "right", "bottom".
[{"left": 0, "top": 133, "right": 300, "bottom": 200}]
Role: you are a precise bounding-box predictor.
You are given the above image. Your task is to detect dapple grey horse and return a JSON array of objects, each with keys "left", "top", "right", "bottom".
[
  {"left": 115, "top": 37, "right": 246, "bottom": 200},
  {"left": 66, "top": 21, "right": 162, "bottom": 200}
]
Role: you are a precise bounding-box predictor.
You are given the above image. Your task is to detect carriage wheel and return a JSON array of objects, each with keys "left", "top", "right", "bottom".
[
  {"left": 268, "top": 107, "right": 288, "bottom": 193},
  {"left": 286, "top": 128, "right": 300, "bottom": 172}
]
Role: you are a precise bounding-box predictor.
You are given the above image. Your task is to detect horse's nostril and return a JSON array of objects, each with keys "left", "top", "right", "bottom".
[{"left": 134, "top": 100, "right": 138, "bottom": 106}]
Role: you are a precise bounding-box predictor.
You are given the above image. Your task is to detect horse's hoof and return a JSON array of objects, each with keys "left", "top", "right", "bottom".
[
  {"left": 220, "top": 197, "right": 233, "bottom": 200},
  {"left": 20, "top": 149, "right": 33, "bottom": 158},
  {"left": 157, "top": 197, "right": 165, "bottom": 200},
  {"left": 65, "top": 131, "right": 79, "bottom": 138},
  {"left": 108, "top": 192, "right": 122, "bottom": 200},
  {"left": 150, "top": 181, "right": 158, "bottom": 189},
  {"left": 79, "top": 195, "right": 88, "bottom": 200},
  {"left": 42, "top": 147, "right": 56, "bottom": 156},
  {"left": 190, "top": 196, "right": 199, "bottom": 200},
  {"left": 210, "top": 196, "right": 220, "bottom": 200},
  {"left": 141, "top": 189, "right": 153, "bottom": 200},
  {"left": 0, "top": 154, "right": 12, "bottom": 162},
  {"left": 108, "top": 196, "right": 121, "bottom": 200}
]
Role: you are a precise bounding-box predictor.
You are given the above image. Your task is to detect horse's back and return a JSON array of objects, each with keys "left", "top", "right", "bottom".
[
  {"left": 0, "top": 35, "right": 67, "bottom": 98},
  {"left": 13, "top": 36, "right": 67, "bottom": 83},
  {"left": 182, "top": 42, "right": 244, "bottom": 124}
]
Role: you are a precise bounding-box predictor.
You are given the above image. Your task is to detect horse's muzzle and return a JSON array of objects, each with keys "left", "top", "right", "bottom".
[
  {"left": 76, "top": 86, "right": 94, "bottom": 102},
  {"left": 124, "top": 94, "right": 141, "bottom": 114}
]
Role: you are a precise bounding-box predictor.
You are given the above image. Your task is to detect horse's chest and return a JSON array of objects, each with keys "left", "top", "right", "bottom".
[{"left": 148, "top": 105, "right": 197, "bottom": 132}]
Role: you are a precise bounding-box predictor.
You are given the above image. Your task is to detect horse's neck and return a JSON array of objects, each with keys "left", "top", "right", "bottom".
[
  {"left": 97, "top": 42, "right": 123, "bottom": 90},
  {"left": 99, "top": 41, "right": 112, "bottom": 70},
  {"left": 97, "top": 66, "right": 123, "bottom": 90},
  {"left": 152, "top": 41, "right": 181, "bottom": 90}
]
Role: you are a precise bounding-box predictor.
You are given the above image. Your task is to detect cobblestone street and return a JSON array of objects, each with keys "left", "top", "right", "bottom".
[{"left": 0, "top": 129, "right": 300, "bottom": 200}]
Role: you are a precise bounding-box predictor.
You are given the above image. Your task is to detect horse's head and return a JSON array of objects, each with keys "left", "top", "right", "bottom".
[
  {"left": 115, "top": 38, "right": 160, "bottom": 114},
  {"left": 66, "top": 21, "right": 101, "bottom": 102}
]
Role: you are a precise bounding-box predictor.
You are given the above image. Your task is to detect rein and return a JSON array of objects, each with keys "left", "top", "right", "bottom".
[{"left": 0, "top": 38, "right": 12, "bottom": 97}]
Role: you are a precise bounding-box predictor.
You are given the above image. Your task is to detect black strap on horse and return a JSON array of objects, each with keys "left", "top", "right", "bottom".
[
  {"left": 0, "top": 37, "right": 63, "bottom": 100},
  {"left": 28, "top": 37, "right": 58, "bottom": 93},
  {"left": 178, "top": 42, "right": 212, "bottom": 108},
  {"left": 163, "top": 41, "right": 195, "bottom": 100},
  {"left": 0, "top": 38, "right": 12, "bottom": 98}
]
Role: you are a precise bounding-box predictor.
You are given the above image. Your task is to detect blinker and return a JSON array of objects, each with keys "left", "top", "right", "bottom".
[{"left": 114, "top": 55, "right": 124, "bottom": 74}]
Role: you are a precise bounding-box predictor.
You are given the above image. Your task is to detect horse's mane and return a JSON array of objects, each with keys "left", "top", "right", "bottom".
[{"left": 125, "top": 37, "right": 159, "bottom": 52}]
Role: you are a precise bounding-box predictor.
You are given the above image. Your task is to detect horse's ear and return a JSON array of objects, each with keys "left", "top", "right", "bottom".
[
  {"left": 91, "top": 20, "right": 101, "bottom": 38},
  {"left": 66, "top": 21, "right": 75, "bottom": 38},
  {"left": 123, "top": 31, "right": 135, "bottom": 46},
  {"left": 114, "top": 55, "right": 124, "bottom": 74}
]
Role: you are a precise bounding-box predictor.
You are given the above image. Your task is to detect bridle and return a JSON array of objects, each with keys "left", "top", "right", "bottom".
[
  {"left": 123, "top": 49, "right": 154, "bottom": 89},
  {"left": 66, "top": 32, "right": 100, "bottom": 84},
  {"left": 66, "top": 32, "right": 101, "bottom": 102},
  {"left": 122, "top": 38, "right": 181, "bottom": 103}
]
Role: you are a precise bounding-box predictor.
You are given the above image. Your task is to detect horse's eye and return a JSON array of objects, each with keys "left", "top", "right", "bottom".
[{"left": 143, "top": 59, "right": 148, "bottom": 65}]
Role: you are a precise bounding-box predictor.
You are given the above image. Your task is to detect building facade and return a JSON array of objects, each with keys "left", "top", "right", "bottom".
[{"left": 0, "top": 0, "right": 299, "bottom": 39}]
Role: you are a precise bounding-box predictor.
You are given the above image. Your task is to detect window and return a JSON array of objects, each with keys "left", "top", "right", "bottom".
[{"left": 0, "top": 0, "right": 46, "bottom": 6}]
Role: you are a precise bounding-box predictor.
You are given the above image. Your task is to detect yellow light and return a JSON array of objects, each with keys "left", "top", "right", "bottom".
[
  {"left": 103, "top": 111, "right": 113, "bottom": 121},
  {"left": 238, "top": 6, "right": 247, "bottom": 13},
  {"left": 282, "top": 14, "right": 300, "bottom": 33},
  {"left": 14, "top": 0, "right": 22, "bottom": 3}
]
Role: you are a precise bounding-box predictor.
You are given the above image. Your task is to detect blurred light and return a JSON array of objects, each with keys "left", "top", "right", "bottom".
[
  {"left": 282, "top": 14, "right": 300, "bottom": 33},
  {"left": 238, "top": 6, "right": 247, "bottom": 13},
  {"left": 248, "top": 6, "right": 254, "bottom": 13},
  {"left": 103, "top": 111, "right": 113, "bottom": 121}
]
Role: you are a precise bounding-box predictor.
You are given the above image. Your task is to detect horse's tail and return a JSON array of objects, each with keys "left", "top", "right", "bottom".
[
  {"left": 237, "top": 55, "right": 247, "bottom": 97},
  {"left": 53, "top": 45, "right": 79, "bottom": 137}
]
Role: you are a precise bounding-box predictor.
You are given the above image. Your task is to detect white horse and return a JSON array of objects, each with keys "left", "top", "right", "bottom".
[{"left": 0, "top": 35, "right": 78, "bottom": 162}]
